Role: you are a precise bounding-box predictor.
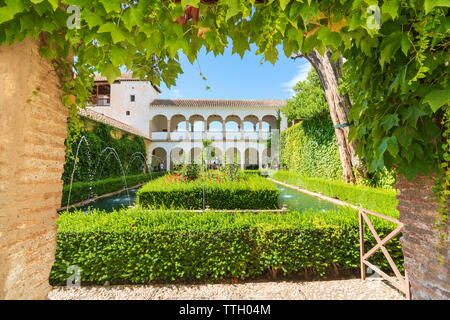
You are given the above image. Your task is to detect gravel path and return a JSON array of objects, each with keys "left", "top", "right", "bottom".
[{"left": 48, "top": 278, "right": 405, "bottom": 300}]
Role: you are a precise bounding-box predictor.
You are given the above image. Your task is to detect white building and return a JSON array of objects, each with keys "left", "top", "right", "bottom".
[{"left": 88, "top": 74, "right": 287, "bottom": 170}]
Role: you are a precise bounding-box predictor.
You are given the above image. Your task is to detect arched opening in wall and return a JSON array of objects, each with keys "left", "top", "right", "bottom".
[
  {"left": 207, "top": 146, "right": 222, "bottom": 169},
  {"left": 189, "top": 114, "right": 205, "bottom": 132},
  {"left": 151, "top": 147, "right": 167, "bottom": 171},
  {"left": 170, "top": 114, "right": 187, "bottom": 132},
  {"left": 207, "top": 115, "right": 223, "bottom": 132},
  {"left": 244, "top": 148, "right": 259, "bottom": 170},
  {"left": 243, "top": 115, "right": 258, "bottom": 132},
  {"left": 225, "top": 147, "right": 241, "bottom": 165},
  {"left": 188, "top": 147, "right": 202, "bottom": 164},
  {"left": 151, "top": 115, "right": 168, "bottom": 132},
  {"left": 262, "top": 115, "right": 277, "bottom": 132},
  {"left": 262, "top": 148, "right": 272, "bottom": 168},
  {"left": 225, "top": 115, "right": 240, "bottom": 132},
  {"left": 170, "top": 147, "right": 185, "bottom": 170}
]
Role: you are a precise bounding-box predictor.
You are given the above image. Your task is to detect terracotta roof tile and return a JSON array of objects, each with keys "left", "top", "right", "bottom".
[
  {"left": 79, "top": 108, "right": 150, "bottom": 141},
  {"left": 150, "top": 99, "right": 286, "bottom": 108}
]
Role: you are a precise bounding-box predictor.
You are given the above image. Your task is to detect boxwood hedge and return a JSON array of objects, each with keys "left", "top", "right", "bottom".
[
  {"left": 49, "top": 207, "right": 404, "bottom": 285},
  {"left": 136, "top": 174, "right": 279, "bottom": 209}
]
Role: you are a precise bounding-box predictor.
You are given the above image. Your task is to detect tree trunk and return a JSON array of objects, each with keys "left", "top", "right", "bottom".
[{"left": 304, "top": 49, "right": 357, "bottom": 184}]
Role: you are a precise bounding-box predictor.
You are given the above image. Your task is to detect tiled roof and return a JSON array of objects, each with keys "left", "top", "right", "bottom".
[
  {"left": 78, "top": 108, "right": 150, "bottom": 141},
  {"left": 150, "top": 99, "right": 286, "bottom": 108},
  {"left": 94, "top": 73, "right": 161, "bottom": 93}
]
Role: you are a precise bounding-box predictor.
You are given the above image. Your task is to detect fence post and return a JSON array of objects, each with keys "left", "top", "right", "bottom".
[{"left": 359, "top": 206, "right": 366, "bottom": 280}]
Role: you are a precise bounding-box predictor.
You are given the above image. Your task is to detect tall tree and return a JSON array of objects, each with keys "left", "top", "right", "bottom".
[
  {"left": 282, "top": 68, "right": 328, "bottom": 122},
  {"left": 292, "top": 49, "right": 357, "bottom": 184}
]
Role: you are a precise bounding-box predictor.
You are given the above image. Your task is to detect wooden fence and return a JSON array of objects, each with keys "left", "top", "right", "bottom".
[{"left": 359, "top": 206, "right": 410, "bottom": 299}]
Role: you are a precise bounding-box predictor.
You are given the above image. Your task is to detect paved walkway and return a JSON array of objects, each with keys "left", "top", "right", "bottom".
[{"left": 48, "top": 278, "right": 405, "bottom": 300}]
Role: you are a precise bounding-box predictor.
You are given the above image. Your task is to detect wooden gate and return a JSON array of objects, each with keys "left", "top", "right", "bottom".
[{"left": 359, "top": 207, "right": 411, "bottom": 300}]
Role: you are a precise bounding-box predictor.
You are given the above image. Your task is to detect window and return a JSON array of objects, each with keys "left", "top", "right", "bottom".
[
  {"left": 126, "top": 111, "right": 130, "bottom": 116},
  {"left": 130, "top": 95, "right": 135, "bottom": 102}
]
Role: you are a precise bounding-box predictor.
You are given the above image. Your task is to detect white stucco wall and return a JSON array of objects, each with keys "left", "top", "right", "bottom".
[{"left": 88, "top": 80, "right": 159, "bottom": 136}]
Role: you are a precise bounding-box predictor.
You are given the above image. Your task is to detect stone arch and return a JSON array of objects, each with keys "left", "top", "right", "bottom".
[
  {"left": 152, "top": 114, "right": 167, "bottom": 132},
  {"left": 261, "top": 148, "right": 272, "bottom": 167},
  {"left": 189, "top": 114, "right": 205, "bottom": 132},
  {"left": 206, "top": 114, "right": 223, "bottom": 131},
  {"left": 188, "top": 147, "right": 202, "bottom": 164},
  {"left": 225, "top": 147, "right": 241, "bottom": 165},
  {"left": 262, "top": 115, "right": 277, "bottom": 131},
  {"left": 150, "top": 147, "right": 167, "bottom": 170},
  {"left": 244, "top": 148, "right": 259, "bottom": 169},
  {"left": 207, "top": 146, "right": 222, "bottom": 168},
  {"left": 244, "top": 114, "right": 259, "bottom": 131},
  {"left": 225, "top": 114, "right": 241, "bottom": 132},
  {"left": 170, "top": 147, "right": 185, "bottom": 170},
  {"left": 170, "top": 114, "right": 187, "bottom": 132}
]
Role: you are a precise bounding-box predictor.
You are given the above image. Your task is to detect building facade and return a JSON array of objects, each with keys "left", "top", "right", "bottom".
[{"left": 87, "top": 75, "right": 287, "bottom": 170}]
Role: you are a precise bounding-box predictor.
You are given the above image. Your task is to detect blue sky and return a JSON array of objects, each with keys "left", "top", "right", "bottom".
[{"left": 158, "top": 44, "right": 311, "bottom": 100}]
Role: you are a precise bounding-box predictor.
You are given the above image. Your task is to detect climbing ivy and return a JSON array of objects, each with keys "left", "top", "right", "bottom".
[{"left": 62, "top": 121, "right": 147, "bottom": 184}]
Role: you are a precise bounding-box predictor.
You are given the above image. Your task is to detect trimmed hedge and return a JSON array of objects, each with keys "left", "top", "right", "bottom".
[
  {"left": 137, "top": 174, "right": 279, "bottom": 209},
  {"left": 62, "top": 172, "right": 166, "bottom": 207},
  {"left": 271, "top": 170, "right": 399, "bottom": 218},
  {"left": 49, "top": 207, "right": 403, "bottom": 285},
  {"left": 280, "top": 117, "right": 343, "bottom": 180}
]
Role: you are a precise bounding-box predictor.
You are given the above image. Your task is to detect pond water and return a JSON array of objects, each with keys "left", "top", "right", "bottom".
[
  {"left": 68, "top": 182, "right": 338, "bottom": 213},
  {"left": 68, "top": 188, "right": 138, "bottom": 213},
  {"left": 275, "top": 184, "right": 338, "bottom": 212}
]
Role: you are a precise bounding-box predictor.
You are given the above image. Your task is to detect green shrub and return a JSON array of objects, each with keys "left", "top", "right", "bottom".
[
  {"left": 271, "top": 170, "right": 399, "bottom": 218},
  {"left": 280, "top": 117, "right": 343, "bottom": 181},
  {"left": 50, "top": 207, "right": 403, "bottom": 285},
  {"left": 179, "top": 163, "right": 201, "bottom": 181},
  {"left": 62, "top": 172, "right": 166, "bottom": 207},
  {"left": 137, "top": 173, "right": 279, "bottom": 209}
]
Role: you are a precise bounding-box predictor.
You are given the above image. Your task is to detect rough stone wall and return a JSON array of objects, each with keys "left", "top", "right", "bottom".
[
  {"left": 0, "top": 38, "right": 67, "bottom": 299},
  {"left": 396, "top": 174, "right": 450, "bottom": 299}
]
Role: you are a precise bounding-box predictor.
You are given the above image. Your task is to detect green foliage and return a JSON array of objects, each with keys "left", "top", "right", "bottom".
[
  {"left": 49, "top": 207, "right": 403, "bottom": 285},
  {"left": 218, "top": 160, "right": 242, "bottom": 181},
  {"left": 62, "top": 121, "right": 147, "bottom": 184},
  {"left": 179, "top": 162, "right": 201, "bottom": 181},
  {"left": 280, "top": 117, "right": 343, "bottom": 181},
  {"left": 282, "top": 69, "right": 329, "bottom": 121},
  {"left": 341, "top": 5, "right": 449, "bottom": 181},
  {"left": 137, "top": 173, "right": 279, "bottom": 209},
  {"left": 1, "top": 0, "right": 448, "bottom": 246},
  {"left": 271, "top": 170, "right": 399, "bottom": 218},
  {"left": 61, "top": 173, "right": 165, "bottom": 206},
  {"left": 0, "top": 0, "right": 447, "bottom": 183}
]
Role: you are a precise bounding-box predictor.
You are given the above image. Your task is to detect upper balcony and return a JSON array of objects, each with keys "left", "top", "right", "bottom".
[
  {"left": 150, "top": 130, "right": 271, "bottom": 142},
  {"left": 150, "top": 113, "right": 278, "bottom": 142},
  {"left": 88, "top": 82, "right": 111, "bottom": 107}
]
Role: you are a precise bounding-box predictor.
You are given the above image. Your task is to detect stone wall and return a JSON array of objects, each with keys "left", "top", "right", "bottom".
[
  {"left": 0, "top": 38, "right": 67, "bottom": 299},
  {"left": 396, "top": 174, "right": 450, "bottom": 299}
]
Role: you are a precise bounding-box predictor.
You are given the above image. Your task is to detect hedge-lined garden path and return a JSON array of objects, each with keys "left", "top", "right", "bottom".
[{"left": 48, "top": 279, "right": 405, "bottom": 300}]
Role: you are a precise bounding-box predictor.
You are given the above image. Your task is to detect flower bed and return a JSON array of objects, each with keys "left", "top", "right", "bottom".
[
  {"left": 136, "top": 171, "right": 279, "bottom": 209},
  {"left": 49, "top": 207, "right": 403, "bottom": 285}
]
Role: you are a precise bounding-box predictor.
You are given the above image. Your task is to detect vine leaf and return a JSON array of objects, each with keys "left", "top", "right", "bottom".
[
  {"left": 0, "top": 0, "right": 25, "bottom": 24},
  {"left": 424, "top": 0, "right": 450, "bottom": 14},
  {"left": 423, "top": 88, "right": 450, "bottom": 112}
]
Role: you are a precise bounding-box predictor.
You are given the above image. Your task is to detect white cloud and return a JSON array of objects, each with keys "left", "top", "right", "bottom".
[
  {"left": 168, "top": 89, "right": 183, "bottom": 99},
  {"left": 281, "top": 61, "right": 311, "bottom": 97}
]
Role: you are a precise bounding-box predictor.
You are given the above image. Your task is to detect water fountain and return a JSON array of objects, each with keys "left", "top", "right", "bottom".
[{"left": 66, "top": 136, "right": 147, "bottom": 209}]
